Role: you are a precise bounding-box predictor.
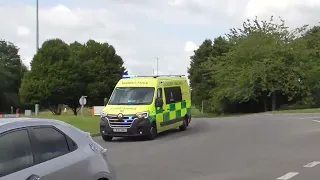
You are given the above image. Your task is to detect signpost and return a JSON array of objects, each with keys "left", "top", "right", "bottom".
[{"left": 79, "top": 96, "right": 87, "bottom": 119}]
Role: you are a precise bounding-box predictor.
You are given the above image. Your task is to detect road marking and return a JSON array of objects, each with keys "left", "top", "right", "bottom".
[
  {"left": 303, "top": 161, "right": 320, "bottom": 167},
  {"left": 300, "top": 117, "right": 320, "bottom": 119},
  {"left": 312, "top": 120, "right": 320, "bottom": 123},
  {"left": 277, "top": 172, "right": 299, "bottom": 180}
]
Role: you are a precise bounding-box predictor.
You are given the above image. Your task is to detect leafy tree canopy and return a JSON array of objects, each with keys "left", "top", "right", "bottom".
[
  {"left": 0, "top": 40, "right": 27, "bottom": 112},
  {"left": 189, "top": 16, "right": 320, "bottom": 113},
  {"left": 20, "top": 38, "right": 126, "bottom": 115}
]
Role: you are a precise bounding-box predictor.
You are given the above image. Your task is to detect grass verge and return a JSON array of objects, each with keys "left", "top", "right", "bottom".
[
  {"left": 34, "top": 114, "right": 101, "bottom": 135},
  {"left": 29, "top": 106, "right": 310, "bottom": 134},
  {"left": 24, "top": 107, "right": 221, "bottom": 134}
]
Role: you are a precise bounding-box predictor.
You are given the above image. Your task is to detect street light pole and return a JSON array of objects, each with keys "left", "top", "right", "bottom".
[
  {"left": 154, "top": 57, "right": 159, "bottom": 75},
  {"left": 36, "top": 0, "right": 39, "bottom": 52}
]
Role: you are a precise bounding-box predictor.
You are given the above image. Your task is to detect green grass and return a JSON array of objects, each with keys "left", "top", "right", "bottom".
[
  {"left": 191, "top": 107, "right": 218, "bottom": 117},
  {"left": 30, "top": 106, "right": 320, "bottom": 134},
  {"left": 24, "top": 107, "right": 221, "bottom": 134},
  {"left": 36, "top": 114, "right": 101, "bottom": 134},
  {"left": 23, "top": 108, "right": 100, "bottom": 134}
]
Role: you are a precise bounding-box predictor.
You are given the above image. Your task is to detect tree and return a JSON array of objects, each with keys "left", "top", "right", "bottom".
[
  {"left": 20, "top": 39, "right": 126, "bottom": 115},
  {"left": 296, "top": 25, "right": 320, "bottom": 107},
  {"left": 20, "top": 38, "right": 71, "bottom": 114},
  {"left": 79, "top": 40, "right": 126, "bottom": 107},
  {"left": 188, "top": 37, "right": 231, "bottom": 112},
  {"left": 209, "top": 16, "right": 308, "bottom": 112},
  {"left": 188, "top": 39, "right": 213, "bottom": 110},
  {"left": 0, "top": 40, "right": 27, "bottom": 113}
]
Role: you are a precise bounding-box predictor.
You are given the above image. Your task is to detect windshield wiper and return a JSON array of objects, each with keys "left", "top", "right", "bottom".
[
  {"left": 129, "top": 102, "right": 149, "bottom": 105},
  {"left": 109, "top": 102, "right": 149, "bottom": 105}
]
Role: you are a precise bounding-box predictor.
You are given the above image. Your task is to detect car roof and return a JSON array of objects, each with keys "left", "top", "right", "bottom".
[
  {"left": 0, "top": 117, "right": 90, "bottom": 147},
  {"left": 0, "top": 117, "right": 58, "bottom": 126},
  {"left": 0, "top": 117, "right": 80, "bottom": 133},
  {"left": 0, "top": 117, "right": 32, "bottom": 126}
]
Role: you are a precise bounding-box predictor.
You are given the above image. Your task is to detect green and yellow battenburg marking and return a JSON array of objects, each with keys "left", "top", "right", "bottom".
[{"left": 149, "top": 100, "right": 191, "bottom": 124}]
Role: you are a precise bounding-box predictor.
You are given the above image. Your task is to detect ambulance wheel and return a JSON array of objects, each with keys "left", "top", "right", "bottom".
[
  {"left": 147, "top": 123, "right": 157, "bottom": 140},
  {"left": 102, "top": 135, "right": 113, "bottom": 142},
  {"left": 179, "top": 118, "right": 188, "bottom": 131}
]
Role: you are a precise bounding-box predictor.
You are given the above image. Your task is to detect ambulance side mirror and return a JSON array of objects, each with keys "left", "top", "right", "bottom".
[{"left": 155, "top": 97, "right": 164, "bottom": 107}]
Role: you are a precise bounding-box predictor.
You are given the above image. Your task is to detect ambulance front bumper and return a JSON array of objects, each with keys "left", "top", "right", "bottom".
[{"left": 100, "top": 117, "right": 152, "bottom": 137}]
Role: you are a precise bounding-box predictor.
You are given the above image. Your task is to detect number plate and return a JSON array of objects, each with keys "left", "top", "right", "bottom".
[{"left": 113, "top": 128, "right": 127, "bottom": 132}]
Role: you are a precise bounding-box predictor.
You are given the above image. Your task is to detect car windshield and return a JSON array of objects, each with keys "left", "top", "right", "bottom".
[{"left": 108, "top": 87, "right": 155, "bottom": 105}]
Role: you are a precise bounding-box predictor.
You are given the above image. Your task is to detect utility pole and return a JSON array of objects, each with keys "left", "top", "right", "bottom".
[
  {"left": 154, "top": 57, "right": 159, "bottom": 75},
  {"left": 36, "top": 0, "right": 39, "bottom": 52}
]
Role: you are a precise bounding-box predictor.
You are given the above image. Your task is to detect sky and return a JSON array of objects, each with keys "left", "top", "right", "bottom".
[{"left": 1, "top": 0, "right": 320, "bottom": 76}]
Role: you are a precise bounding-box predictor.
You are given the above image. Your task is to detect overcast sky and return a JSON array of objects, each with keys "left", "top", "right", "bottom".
[{"left": 1, "top": 0, "right": 320, "bottom": 76}]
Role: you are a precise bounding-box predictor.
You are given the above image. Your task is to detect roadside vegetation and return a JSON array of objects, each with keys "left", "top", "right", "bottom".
[
  {"left": 189, "top": 16, "right": 320, "bottom": 115},
  {"left": 2, "top": 16, "right": 320, "bottom": 133}
]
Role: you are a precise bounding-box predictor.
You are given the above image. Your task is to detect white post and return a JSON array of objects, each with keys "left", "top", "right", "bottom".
[
  {"left": 79, "top": 96, "right": 87, "bottom": 119},
  {"left": 201, "top": 100, "right": 204, "bottom": 114},
  {"left": 35, "top": 104, "right": 39, "bottom": 116},
  {"left": 81, "top": 96, "right": 84, "bottom": 119}
]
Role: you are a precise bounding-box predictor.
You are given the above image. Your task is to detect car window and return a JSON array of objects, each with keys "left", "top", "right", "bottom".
[
  {"left": 0, "top": 129, "right": 34, "bottom": 177},
  {"left": 32, "top": 127, "right": 70, "bottom": 163}
]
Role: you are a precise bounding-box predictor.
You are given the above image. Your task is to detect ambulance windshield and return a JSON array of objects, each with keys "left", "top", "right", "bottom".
[{"left": 108, "top": 87, "right": 155, "bottom": 105}]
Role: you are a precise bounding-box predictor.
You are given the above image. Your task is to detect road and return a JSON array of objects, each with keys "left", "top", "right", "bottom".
[{"left": 95, "top": 114, "right": 320, "bottom": 180}]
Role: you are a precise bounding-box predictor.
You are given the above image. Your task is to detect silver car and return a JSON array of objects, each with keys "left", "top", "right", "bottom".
[{"left": 0, "top": 118, "right": 116, "bottom": 180}]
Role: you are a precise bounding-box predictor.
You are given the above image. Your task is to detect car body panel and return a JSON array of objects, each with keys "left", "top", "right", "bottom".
[{"left": 0, "top": 118, "right": 115, "bottom": 180}]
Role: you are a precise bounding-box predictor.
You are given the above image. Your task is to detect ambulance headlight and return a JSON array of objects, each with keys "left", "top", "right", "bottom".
[
  {"left": 100, "top": 112, "right": 108, "bottom": 118},
  {"left": 136, "top": 112, "right": 149, "bottom": 119}
]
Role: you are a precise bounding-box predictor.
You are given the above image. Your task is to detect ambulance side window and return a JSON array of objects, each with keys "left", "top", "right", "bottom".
[{"left": 164, "top": 86, "right": 182, "bottom": 104}]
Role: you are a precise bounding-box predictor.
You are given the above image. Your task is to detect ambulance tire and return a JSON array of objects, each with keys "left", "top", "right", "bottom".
[
  {"left": 179, "top": 117, "right": 188, "bottom": 131},
  {"left": 147, "top": 123, "right": 157, "bottom": 140},
  {"left": 102, "top": 135, "right": 113, "bottom": 142}
]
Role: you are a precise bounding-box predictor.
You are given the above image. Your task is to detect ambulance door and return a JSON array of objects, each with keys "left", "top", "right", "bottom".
[
  {"left": 163, "top": 87, "right": 176, "bottom": 124},
  {"left": 155, "top": 87, "right": 164, "bottom": 130}
]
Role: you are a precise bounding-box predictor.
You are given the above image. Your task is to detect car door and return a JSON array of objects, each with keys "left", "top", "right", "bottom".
[
  {"left": 0, "top": 128, "right": 38, "bottom": 180},
  {"left": 26, "top": 125, "right": 91, "bottom": 180}
]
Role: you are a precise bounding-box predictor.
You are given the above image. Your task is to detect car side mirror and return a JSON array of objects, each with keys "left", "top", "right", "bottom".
[{"left": 155, "top": 97, "right": 163, "bottom": 107}]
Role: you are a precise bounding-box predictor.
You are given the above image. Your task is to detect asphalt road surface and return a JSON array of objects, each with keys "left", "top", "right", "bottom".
[{"left": 95, "top": 113, "right": 320, "bottom": 180}]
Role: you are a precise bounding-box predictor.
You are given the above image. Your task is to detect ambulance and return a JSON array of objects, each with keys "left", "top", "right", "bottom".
[{"left": 100, "top": 74, "right": 192, "bottom": 141}]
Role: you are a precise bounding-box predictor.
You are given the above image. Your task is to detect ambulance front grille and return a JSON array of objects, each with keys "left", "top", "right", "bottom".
[{"left": 107, "top": 114, "right": 136, "bottom": 128}]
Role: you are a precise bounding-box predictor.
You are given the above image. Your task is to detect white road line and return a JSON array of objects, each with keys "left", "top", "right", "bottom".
[
  {"left": 300, "top": 117, "right": 320, "bottom": 119},
  {"left": 303, "top": 161, "right": 320, "bottom": 168},
  {"left": 277, "top": 172, "right": 299, "bottom": 180},
  {"left": 312, "top": 120, "right": 320, "bottom": 123}
]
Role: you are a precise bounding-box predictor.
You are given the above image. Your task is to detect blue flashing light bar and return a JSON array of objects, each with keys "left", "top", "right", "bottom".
[{"left": 122, "top": 75, "right": 138, "bottom": 78}]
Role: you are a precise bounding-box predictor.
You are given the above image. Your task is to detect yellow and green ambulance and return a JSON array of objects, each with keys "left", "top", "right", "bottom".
[{"left": 100, "top": 74, "right": 191, "bottom": 141}]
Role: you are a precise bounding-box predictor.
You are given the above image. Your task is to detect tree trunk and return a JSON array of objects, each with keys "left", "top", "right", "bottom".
[
  {"left": 72, "top": 107, "right": 78, "bottom": 116},
  {"left": 49, "top": 105, "right": 61, "bottom": 115},
  {"left": 264, "top": 98, "right": 268, "bottom": 112},
  {"left": 272, "top": 92, "right": 276, "bottom": 111}
]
